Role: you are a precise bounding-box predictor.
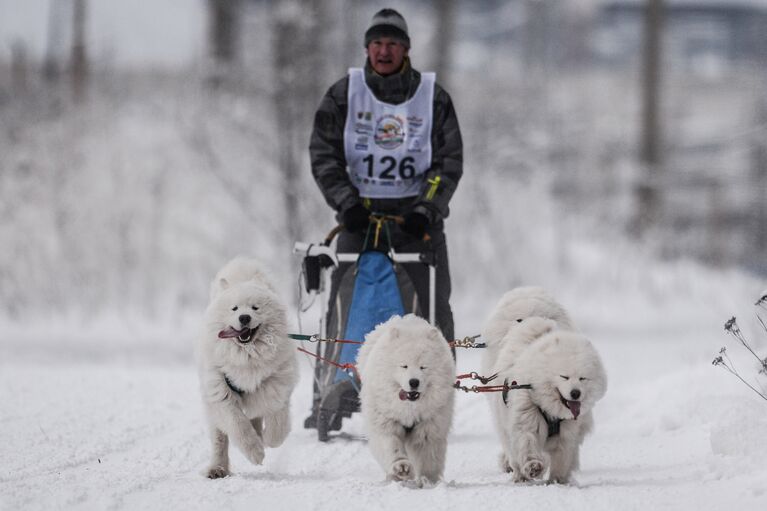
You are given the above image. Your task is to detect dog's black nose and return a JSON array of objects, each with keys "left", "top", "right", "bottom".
[
  {"left": 409, "top": 378, "right": 420, "bottom": 389},
  {"left": 238, "top": 314, "right": 251, "bottom": 326},
  {"left": 570, "top": 389, "right": 581, "bottom": 400}
]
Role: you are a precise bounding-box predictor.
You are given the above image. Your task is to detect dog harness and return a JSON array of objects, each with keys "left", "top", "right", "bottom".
[
  {"left": 224, "top": 374, "right": 245, "bottom": 397},
  {"left": 501, "top": 387, "right": 564, "bottom": 438},
  {"left": 539, "top": 408, "right": 563, "bottom": 438}
]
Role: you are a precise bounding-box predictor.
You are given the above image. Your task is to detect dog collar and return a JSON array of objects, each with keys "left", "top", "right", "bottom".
[
  {"left": 538, "top": 407, "right": 562, "bottom": 438},
  {"left": 224, "top": 374, "right": 245, "bottom": 396},
  {"left": 399, "top": 421, "right": 417, "bottom": 436}
]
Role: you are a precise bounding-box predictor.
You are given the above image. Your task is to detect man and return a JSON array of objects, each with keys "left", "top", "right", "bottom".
[
  {"left": 307, "top": 8, "right": 463, "bottom": 435},
  {"left": 310, "top": 6, "right": 462, "bottom": 335}
]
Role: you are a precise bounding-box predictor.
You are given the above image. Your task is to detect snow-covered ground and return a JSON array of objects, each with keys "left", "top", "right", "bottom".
[
  {"left": 2, "top": 1, "right": 766, "bottom": 508},
  {"left": 2, "top": 282, "right": 766, "bottom": 511}
]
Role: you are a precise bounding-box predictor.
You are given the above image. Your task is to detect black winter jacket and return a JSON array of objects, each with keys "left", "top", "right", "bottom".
[{"left": 309, "top": 60, "right": 463, "bottom": 228}]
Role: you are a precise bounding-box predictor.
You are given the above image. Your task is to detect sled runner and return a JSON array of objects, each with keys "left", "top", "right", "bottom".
[{"left": 294, "top": 216, "right": 436, "bottom": 442}]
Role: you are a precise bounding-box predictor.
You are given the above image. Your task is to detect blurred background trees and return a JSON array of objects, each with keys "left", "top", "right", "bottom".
[{"left": 0, "top": 0, "right": 765, "bottom": 323}]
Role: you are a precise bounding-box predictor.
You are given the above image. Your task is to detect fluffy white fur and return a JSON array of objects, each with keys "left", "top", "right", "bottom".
[
  {"left": 207, "top": 256, "right": 276, "bottom": 300},
  {"left": 195, "top": 257, "right": 298, "bottom": 479},
  {"left": 481, "top": 286, "right": 574, "bottom": 377},
  {"left": 356, "top": 315, "right": 456, "bottom": 486},
  {"left": 482, "top": 287, "right": 606, "bottom": 483}
]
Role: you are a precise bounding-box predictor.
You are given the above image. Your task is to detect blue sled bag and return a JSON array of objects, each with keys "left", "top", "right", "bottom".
[{"left": 334, "top": 251, "right": 405, "bottom": 382}]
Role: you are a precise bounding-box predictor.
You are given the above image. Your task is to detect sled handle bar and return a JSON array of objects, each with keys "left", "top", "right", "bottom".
[
  {"left": 294, "top": 241, "right": 436, "bottom": 325},
  {"left": 325, "top": 216, "right": 430, "bottom": 246},
  {"left": 293, "top": 242, "right": 426, "bottom": 264}
]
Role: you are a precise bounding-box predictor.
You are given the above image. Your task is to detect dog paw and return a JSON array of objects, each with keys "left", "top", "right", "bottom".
[
  {"left": 523, "top": 459, "right": 545, "bottom": 480},
  {"left": 241, "top": 441, "right": 265, "bottom": 466},
  {"left": 499, "top": 453, "right": 513, "bottom": 473},
  {"left": 262, "top": 412, "right": 291, "bottom": 448},
  {"left": 389, "top": 459, "right": 413, "bottom": 481},
  {"left": 548, "top": 467, "right": 574, "bottom": 485},
  {"left": 205, "top": 465, "right": 230, "bottom": 479},
  {"left": 416, "top": 475, "right": 440, "bottom": 488}
]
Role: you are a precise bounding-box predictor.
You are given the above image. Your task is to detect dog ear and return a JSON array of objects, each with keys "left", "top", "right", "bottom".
[
  {"left": 427, "top": 327, "right": 440, "bottom": 341},
  {"left": 219, "top": 278, "right": 229, "bottom": 290}
]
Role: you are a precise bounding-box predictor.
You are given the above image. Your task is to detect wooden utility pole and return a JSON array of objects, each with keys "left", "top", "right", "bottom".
[
  {"left": 206, "top": 0, "right": 242, "bottom": 87},
  {"left": 11, "top": 42, "right": 27, "bottom": 94},
  {"left": 208, "top": 0, "right": 241, "bottom": 63},
  {"left": 43, "top": 0, "right": 65, "bottom": 82},
  {"left": 633, "top": 0, "right": 664, "bottom": 236},
  {"left": 432, "top": 0, "right": 456, "bottom": 89},
  {"left": 71, "top": 0, "right": 88, "bottom": 102},
  {"left": 272, "top": 0, "right": 328, "bottom": 246}
]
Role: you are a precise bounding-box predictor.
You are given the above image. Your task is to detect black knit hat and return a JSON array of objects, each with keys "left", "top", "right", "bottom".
[{"left": 364, "top": 8, "right": 410, "bottom": 48}]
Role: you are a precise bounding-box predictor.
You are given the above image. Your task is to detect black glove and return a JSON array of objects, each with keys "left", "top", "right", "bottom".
[
  {"left": 401, "top": 212, "right": 429, "bottom": 239},
  {"left": 342, "top": 204, "right": 370, "bottom": 233}
]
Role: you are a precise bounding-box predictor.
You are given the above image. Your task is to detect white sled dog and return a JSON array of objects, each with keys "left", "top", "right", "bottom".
[
  {"left": 481, "top": 286, "right": 574, "bottom": 378},
  {"left": 357, "top": 314, "right": 456, "bottom": 486},
  {"left": 195, "top": 257, "right": 298, "bottom": 478},
  {"left": 482, "top": 287, "right": 606, "bottom": 483}
]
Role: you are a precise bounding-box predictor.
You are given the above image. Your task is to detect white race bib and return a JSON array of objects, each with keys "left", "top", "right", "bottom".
[{"left": 343, "top": 68, "right": 434, "bottom": 198}]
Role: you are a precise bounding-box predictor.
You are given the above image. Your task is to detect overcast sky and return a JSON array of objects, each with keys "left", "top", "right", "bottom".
[{"left": 0, "top": 0, "right": 205, "bottom": 68}]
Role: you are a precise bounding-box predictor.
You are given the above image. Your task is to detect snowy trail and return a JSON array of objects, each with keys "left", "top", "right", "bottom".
[{"left": 1, "top": 325, "right": 765, "bottom": 511}]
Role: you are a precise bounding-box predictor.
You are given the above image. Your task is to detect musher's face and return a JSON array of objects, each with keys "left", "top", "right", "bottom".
[{"left": 367, "top": 37, "right": 409, "bottom": 76}]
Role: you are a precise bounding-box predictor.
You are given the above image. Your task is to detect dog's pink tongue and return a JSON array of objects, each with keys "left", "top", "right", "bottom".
[
  {"left": 566, "top": 400, "right": 581, "bottom": 419},
  {"left": 398, "top": 390, "right": 409, "bottom": 401},
  {"left": 218, "top": 327, "right": 247, "bottom": 339}
]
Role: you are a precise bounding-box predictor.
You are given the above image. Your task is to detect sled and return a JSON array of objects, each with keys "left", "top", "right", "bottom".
[{"left": 293, "top": 217, "right": 436, "bottom": 442}]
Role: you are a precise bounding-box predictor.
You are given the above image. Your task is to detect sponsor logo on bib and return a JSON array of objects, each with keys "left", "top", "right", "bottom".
[{"left": 374, "top": 114, "right": 405, "bottom": 150}]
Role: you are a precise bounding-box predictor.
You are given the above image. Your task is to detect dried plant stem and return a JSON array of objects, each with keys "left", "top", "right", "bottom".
[
  {"left": 726, "top": 318, "right": 767, "bottom": 371},
  {"left": 717, "top": 313, "right": 767, "bottom": 403},
  {"left": 715, "top": 362, "right": 767, "bottom": 401}
]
